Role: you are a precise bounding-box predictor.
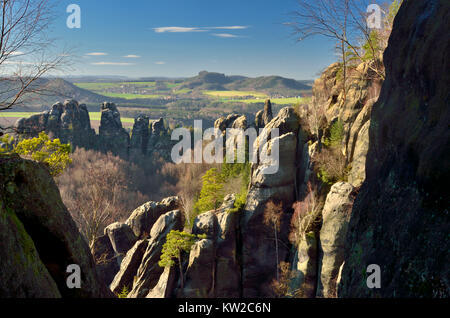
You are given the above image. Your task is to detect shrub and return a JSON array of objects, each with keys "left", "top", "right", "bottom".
[
  {"left": 1, "top": 132, "right": 72, "bottom": 176},
  {"left": 117, "top": 286, "right": 129, "bottom": 298},
  {"left": 323, "top": 119, "right": 344, "bottom": 149},
  {"left": 158, "top": 230, "right": 206, "bottom": 289}
]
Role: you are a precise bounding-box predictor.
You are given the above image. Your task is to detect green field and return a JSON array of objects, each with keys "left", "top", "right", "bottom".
[
  {"left": 228, "top": 97, "right": 311, "bottom": 105},
  {"left": 74, "top": 82, "right": 156, "bottom": 91},
  {"left": 0, "top": 112, "right": 135, "bottom": 124},
  {"left": 203, "top": 90, "right": 268, "bottom": 98},
  {"left": 99, "top": 92, "right": 165, "bottom": 100}
]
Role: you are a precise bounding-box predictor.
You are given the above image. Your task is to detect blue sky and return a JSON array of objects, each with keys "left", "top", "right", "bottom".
[{"left": 51, "top": 0, "right": 339, "bottom": 80}]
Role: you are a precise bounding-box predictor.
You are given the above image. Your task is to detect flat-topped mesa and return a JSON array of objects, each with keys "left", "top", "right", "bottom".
[{"left": 15, "top": 99, "right": 96, "bottom": 149}]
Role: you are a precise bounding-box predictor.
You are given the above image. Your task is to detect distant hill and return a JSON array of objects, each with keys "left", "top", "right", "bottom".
[
  {"left": 15, "top": 78, "right": 107, "bottom": 107},
  {"left": 180, "top": 71, "right": 312, "bottom": 95}
]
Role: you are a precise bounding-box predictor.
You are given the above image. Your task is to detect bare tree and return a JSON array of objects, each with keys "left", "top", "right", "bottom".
[
  {"left": 290, "top": 0, "right": 395, "bottom": 82},
  {"left": 0, "top": 0, "right": 68, "bottom": 113},
  {"left": 263, "top": 200, "right": 284, "bottom": 281}
]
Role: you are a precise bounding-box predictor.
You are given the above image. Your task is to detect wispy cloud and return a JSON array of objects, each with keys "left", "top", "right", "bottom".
[
  {"left": 10, "top": 51, "right": 25, "bottom": 56},
  {"left": 153, "top": 27, "right": 206, "bottom": 33},
  {"left": 123, "top": 55, "right": 141, "bottom": 58},
  {"left": 212, "top": 33, "right": 240, "bottom": 38},
  {"left": 153, "top": 26, "right": 250, "bottom": 33},
  {"left": 91, "top": 62, "right": 135, "bottom": 66},
  {"left": 85, "top": 52, "right": 108, "bottom": 56},
  {"left": 207, "top": 26, "right": 249, "bottom": 30},
  {"left": 155, "top": 61, "right": 166, "bottom": 65}
]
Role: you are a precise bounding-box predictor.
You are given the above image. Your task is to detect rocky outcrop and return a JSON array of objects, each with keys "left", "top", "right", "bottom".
[
  {"left": 128, "top": 210, "right": 183, "bottom": 298},
  {"left": 0, "top": 154, "right": 111, "bottom": 298},
  {"left": 290, "top": 232, "right": 318, "bottom": 298},
  {"left": 15, "top": 100, "right": 96, "bottom": 149},
  {"left": 255, "top": 99, "right": 273, "bottom": 129},
  {"left": 98, "top": 102, "right": 130, "bottom": 158},
  {"left": 130, "top": 115, "right": 150, "bottom": 155},
  {"left": 146, "top": 266, "right": 178, "bottom": 298},
  {"left": 241, "top": 107, "right": 307, "bottom": 297},
  {"left": 91, "top": 234, "right": 120, "bottom": 286},
  {"left": 146, "top": 117, "right": 176, "bottom": 160},
  {"left": 125, "top": 196, "right": 180, "bottom": 239},
  {"left": 317, "top": 182, "right": 355, "bottom": 298},
  {"left": 110, "top": 239, "right": 148, "bottom": 294},
  {"left": 214, "top": 114, "right": 241, "bottom": 132},
  {"left": 104, "top": 222, "right": 137, "bottom": 257},
  {"left": 181, "top": 195, "right": 241, "bottom": 298},
  {"left": 339, "top": 0, "right": 450, "bottom": 297}
]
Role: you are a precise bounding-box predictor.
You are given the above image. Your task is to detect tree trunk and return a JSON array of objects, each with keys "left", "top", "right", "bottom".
[
  {"left": 274, "top": 226, "right": 279, "bottom": 281},
  {"left": 178, "top": 254, "right": 184, "bottom": 289}
]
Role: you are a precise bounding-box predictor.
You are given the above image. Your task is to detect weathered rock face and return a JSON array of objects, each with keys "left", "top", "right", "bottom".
[
  {"left": 290, "top": 233, "right": 318, "bottom": 298},
  {"left": 183, "top": 239, "right": 215, "bottom": 298},
  {"left": 130, "top": 115, "right": 150, "bottom": 155},
  {"left": 15, "top": 100, "right": 96, "bottom": 149},
  {"left": 146, "top": 266, "right": 178, "bottom": 298},
  {"left": 125, "top": 196, "right": 180, "bottom": 239},
  {"left": 110, "top": 239, "right": 148, "bottom": 294},
  {"left": 128, "top": 210, "right": 183, "bottom": 298},
  {"left": 339, "top": 0, "right": 450, "bottom": 297},
  {"left": 147, "top": 117, "right": 175, "bottom": 160},
  {"left": 241, "top": 107, "right": 307, "bottom": 297},
  {"left": 255, "top": 99, "right": 273, "bottom": 129},
  {"left": 317, "top": 182, "right": 355, "bottom": 298},
  {"left": 0, "top": 155, "right": 111, "bottom": 298},
  {"left": 104, "top": 222, "right": 137, "bottom": 257},
  {"left": 181, "top": 195, "right": 241, "bottom": 298},
  {"left": 214, "top": 114, "right": 241, "bottom": 132},
  {"left": 98, "top": 102, "right": 130, "bottom": 158},
  {"left": 91, "top": 234, "right": 120, "bottom": 286}
]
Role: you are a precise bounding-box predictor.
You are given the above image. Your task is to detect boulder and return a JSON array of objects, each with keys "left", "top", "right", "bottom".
[
  {"left": 317, "top": 182, "right": 354, "bottom": 298},
  {"left": 125, "top": 196, "right": 180, "bottom": 238},
  {"left": 104, "top": 222, "right": 137, "bottom": 256}
]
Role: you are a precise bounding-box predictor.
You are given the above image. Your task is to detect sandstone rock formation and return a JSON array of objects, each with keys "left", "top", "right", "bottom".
[
  {"left": 317, "top": 182, "right": 355, "bottom": 298},
  {"left": 125, "top": 196, "right": 180, "bottom": 239},
  {"left": 130, "top": 114, "right": 150, "bottom": 155},
  {"left": 0, "top": 154, "right": 111, "bottom": 298},
  {"left": 241, "top": 107, "right": 307, "bottom": 297},
  {"left": 128, "top": 210, "right": 183, "bottom": 298},
  {"left": 255, "top": 99, "right": 273, "bottom": 129},
  {"left": 339, "top": 0, "right": 450, "bottom": 297},
  {"left": 15, "top": 99, "right": 96, "bottom": 149},
  {"left": 98, "top": 102, "right": 130, "bottom": 158}
]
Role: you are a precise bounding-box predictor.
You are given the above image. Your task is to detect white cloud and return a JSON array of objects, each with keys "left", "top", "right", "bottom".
[
  {"left": 91, "top": 62, "right": 135, "bottom": 66},
  {"left": 212, "top": 33, "right": 239, "bottom": 38},
  {"left": 207, "top": 26, "right": 249, "bottom": 30},
  {"left": 153, "top": 27, "right": 205, "bottom": 33},
  {"left": 85, "top": 52, "right": 108, "bottom": 56},
  {"left": 153, "top": 26, "right": 250, "bottom": 33},
  {"left": 123, "top": 55, "right": 141, "bottom": 58},
  {"left": 155, "top": 61, "right": 166, "bottom": 65},
  {"left": 10, "top": 51, "right": 25, "bottom": 56}
]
